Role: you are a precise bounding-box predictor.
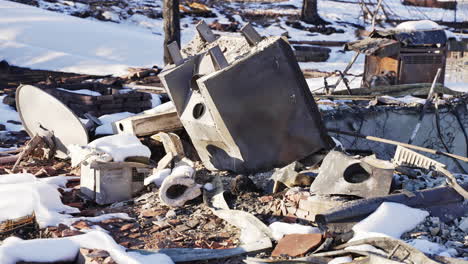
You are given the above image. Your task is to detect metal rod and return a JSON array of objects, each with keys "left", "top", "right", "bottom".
[
  {"left": 407, "top": 68, "right": 441, "bottom": 144},
  {"left": 333, "top": 52, "right": 360, "bottom": 92}
]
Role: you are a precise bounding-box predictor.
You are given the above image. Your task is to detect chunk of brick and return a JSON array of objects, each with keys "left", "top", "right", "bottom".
[{"left": 271, "top": 233, "right": 323, "bottom": 257}]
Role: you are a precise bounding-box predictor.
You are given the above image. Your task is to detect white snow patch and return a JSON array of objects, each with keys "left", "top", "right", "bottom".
[
  {"left": 95, "top": 112, "right": 135, "bottom": 135},
  {"left": 380, "top": 95, "right": 426, "bottom": 105},
  {"left": 143, "top": 101, "right": 175, "bottom": 115},
  {"left": 0, "top": 0, "right": 163, "bottom": 75},
  {"left": 0, "top": 173, "right": 79, "bottom": 225},
  {"left": 59, "top": 213, "right": 132, "bottom": 227},
  {"left": 203, "top": 183, "right": 214, "bottom": 191},
  {"left": 328, "top": 256, "right": 353, "bottom": 264},
  {"left": 269, "top": 222, "right": 321, "bottom": 241},
  {"left": 396, "top": 20, "right": 443, "bottom": 31},
  {"left": 0, "top": 95, "right": 23, "bottom": 132},
  {"left": 88, "top": 134, "right": 151, "bottom": 162},
  {"left": 67, "top": 144, "right": 112, "bottom": 167},
  {"left": 150, "top": 94, "right": 162, "bottom": 108},
  {"left": 352, "top": 202, "right": 429, "bottom": 240},
  {"left": 56, "top": 88, "right": 102, "bottom": 96},
  {"left": 0, "top": 230, "right": 173, "bottom": 264},
  {"left": 102, "top": 10, "right": 120, "bottom": 22},
  {"left": 408, "top": 239, "right": 454, "bottom": 257},
  {"left": 0, "top": 173, "right": 132, "bottom": 228},
  {"left": 143, "top": 168, "right": 171, "bottom": 187},
  {"left": 445, "top": 82, "right": 468, "bottom": 93}
]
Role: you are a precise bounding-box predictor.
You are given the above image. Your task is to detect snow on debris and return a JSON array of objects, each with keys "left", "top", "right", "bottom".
[
  {"left": 0, "top": 0, "right": 163, "bottom": 76},
  {"left": 0, "top": 174, "right": 78, "bottom": 225},
  {"left": 0, "top": 173, "right": 131, "bottom": 227},
  {"left": 396, "top": 20, "right": 443, "bottom": 31},
  {"left": 0, "top": 230, "right": 174, "bottom": 264},
  {"left": 150, "top": 94, "right": 162, "bottom": 108},
  {"left": 328, "top": 256, "right": 353, "bottom": 264},
  {"left": 408, "top": 239, "right": 457, "bottom": 257},
  {"left": 0, "top": 95, "right": 23, "bottom": 132},
  {"left": 56, "top": 88, "right": 102, "bottom": 96},
  {"left": 95, "top": 111, "right": 135, "bottom": 135},
  {"left": 269, "top": 222, "right": 321, "bottom": 241},
  {"left": 351, "top": 202, "right": 429, "bottom": 241},
  {"left": 88, "top": 134, "right": 151, "bottom": 162},
  {"left": 144, "top": 168, "right": 171, "bottom": 187},
  {"left": 143, "top": 101, "right": 176, "bottom": 115}
]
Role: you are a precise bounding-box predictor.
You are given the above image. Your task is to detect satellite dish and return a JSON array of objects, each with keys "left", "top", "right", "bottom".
[{"left": 16, "top": 85, "right": 89, "bottom": 159}]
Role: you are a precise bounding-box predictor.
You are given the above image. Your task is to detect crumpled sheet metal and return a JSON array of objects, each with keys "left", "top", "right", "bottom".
[
  {"left": 159, "top": 33, "right": 333, "bottom": 173},
  {"left": 310, "top": 151, "right": 394, "bottom": 198}
]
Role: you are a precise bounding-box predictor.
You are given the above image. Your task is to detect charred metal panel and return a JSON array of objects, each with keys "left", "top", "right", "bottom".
[
  {"left": 399, "top": 53, "right": 446, "bottom": 84},
  {"left": 160, "top": 36, "right": 334, "bottom": 173}
]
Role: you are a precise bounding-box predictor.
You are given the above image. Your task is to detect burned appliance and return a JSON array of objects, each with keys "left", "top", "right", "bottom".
[
  {"left": 159, "top": 22, "right": 334, "bottom": 173},
  {"left": 346, "top": 28, "right": 448, "bottom": 88}
]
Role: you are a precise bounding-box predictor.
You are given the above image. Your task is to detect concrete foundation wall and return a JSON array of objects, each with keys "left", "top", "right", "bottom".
[{"left": 323, "top": 98, "right": 468, "bottom": 173}]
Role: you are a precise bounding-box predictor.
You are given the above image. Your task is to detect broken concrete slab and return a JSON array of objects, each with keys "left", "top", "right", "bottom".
[
  {"left": 271, "top": 233, "right": 323, "bottom": 257},
  {"left": 310, "top": 151, "right": 394, "bottom": 198}
]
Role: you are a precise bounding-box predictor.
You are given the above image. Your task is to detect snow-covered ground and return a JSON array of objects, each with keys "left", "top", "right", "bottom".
[
  {"left": 0, "top": 173, "right": 173, "bottom": 264},
  {"left": 0, "top": 95, "right": 22, "bottom": 132},
  {"left": 0, "top": 0, "right": 164, "bottom": 75}
]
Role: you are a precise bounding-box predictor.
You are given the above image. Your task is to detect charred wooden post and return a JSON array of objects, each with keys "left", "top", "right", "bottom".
[
  {"left": 301, "top": 0, "right": 321, "bottom": 24},
  {"left": 163, "top": 0, "right": 180, "bottom": 65}
]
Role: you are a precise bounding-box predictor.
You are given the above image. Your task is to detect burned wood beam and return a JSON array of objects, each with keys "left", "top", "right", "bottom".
[{"left": 163, "top": 0, "right": 180, "bottom": 65}]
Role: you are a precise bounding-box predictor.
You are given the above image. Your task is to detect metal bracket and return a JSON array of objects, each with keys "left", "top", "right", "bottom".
[
  {"left": 208, "top": 46, "right": 229, "bottom": 70},
  {"left": 196, "top": 21, "right": 217, "bottom": 43},
  {"left": 240, "top": 23, "right": 263, "bottom": 46},
  {"left": 167, "top": 41, "right": 184, "bottom": 66}
]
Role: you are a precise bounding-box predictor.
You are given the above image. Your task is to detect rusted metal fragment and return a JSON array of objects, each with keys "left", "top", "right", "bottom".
[
  {"left": 310, "top": 151, "right": 394, "bottom": 198},
  {"left": 272, "top": 233, "right": 323, "bottom": 257}
]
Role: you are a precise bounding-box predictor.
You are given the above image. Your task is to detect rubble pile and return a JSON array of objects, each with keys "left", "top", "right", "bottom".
[{"left": 0, "top": 20, "right": 467, "bottom": 264}]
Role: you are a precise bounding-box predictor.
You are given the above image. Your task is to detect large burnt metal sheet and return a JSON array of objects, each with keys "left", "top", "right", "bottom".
[
  {"left": 161, "top": 37, "right": 333, "bottom": 173},
  {"left": 16, "top": 85, "right": 89, "bottom": 159}
]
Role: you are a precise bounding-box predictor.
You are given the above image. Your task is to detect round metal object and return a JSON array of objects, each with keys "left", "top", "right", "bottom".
[{"left": 16, "top": 85, "right": 89, "bottom": 159}]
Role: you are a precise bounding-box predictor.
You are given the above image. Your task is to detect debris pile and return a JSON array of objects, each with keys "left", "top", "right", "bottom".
[{"left": 0, "top": 20, "right": 467, "bottom": 264}]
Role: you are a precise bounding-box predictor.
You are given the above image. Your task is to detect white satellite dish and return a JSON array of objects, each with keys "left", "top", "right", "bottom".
[{"left": 16, "top": 85, "right": 89, "bottom": 159}]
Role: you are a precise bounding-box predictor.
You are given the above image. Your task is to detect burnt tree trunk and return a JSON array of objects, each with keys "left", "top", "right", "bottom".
[
  {"left": 163, "top": 0, "right": 180, "bottom": 65},
  {"left": 302, "top": 0, "right": 321, "bottom": 24}
]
